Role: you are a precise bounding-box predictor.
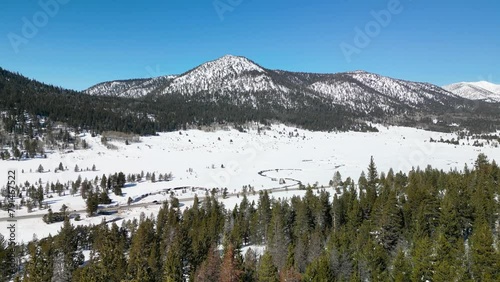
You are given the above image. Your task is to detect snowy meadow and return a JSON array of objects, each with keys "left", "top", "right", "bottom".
[{"left": 1, "top": 124, "right": 498, "bottom": 243}]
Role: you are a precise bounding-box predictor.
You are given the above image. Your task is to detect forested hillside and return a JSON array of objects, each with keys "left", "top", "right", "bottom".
[
  {"left": 84, "top": 55, "right": 500, "bottom": 134},
  {"left": 1, "top": 154, "right": 499, "bottom": 281},
  {"left": 3, "top": 63, "right": 500, "bottom": 139},
  {"left": 0, "top": 67, "right": 376, "bottom": 137}
]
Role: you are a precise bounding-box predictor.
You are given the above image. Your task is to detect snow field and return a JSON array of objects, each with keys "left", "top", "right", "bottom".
[{"left": 1, "top": 124, "right": 498, "bottom": 243}]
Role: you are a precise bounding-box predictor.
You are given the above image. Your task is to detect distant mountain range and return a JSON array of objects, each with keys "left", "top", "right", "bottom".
[
  {"left": 85, "top": 55, "right": 471, "bottom": 116},
  {"left": 1, "top": 56, "right": 500, "bottom": 135},
  {"left": 443, "top": 81, "right": 500, "bottom": 103}
]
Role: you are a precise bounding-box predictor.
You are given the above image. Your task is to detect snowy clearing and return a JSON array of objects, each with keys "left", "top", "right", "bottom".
[{"left": 1, "top": 124, "right": 498, "bottom": 243}]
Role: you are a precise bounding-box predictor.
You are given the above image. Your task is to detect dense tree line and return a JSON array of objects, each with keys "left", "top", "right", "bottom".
[
  {"left": 0, "top": 169, "right": 173, "bottom": 218},
  {"left": 1, "top": 154, "right": 499, "bottom": 281},
  {"left": 0, "top": 68, "right": 157, "bottom": 135},
  {"left": 0, "top": 67, "right": 378, "bottom": 136},
  {"left": 3, "top": 65, "right": 500, "bottom": 137},
  {"left": 3, "top": 66, "right": 500, "bottom": 137}
]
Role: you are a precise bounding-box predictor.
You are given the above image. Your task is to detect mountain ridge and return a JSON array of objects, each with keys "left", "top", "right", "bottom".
[
  {"left": 2, "top": 57, "right": 500, "bottom": 135},
  {"left": 443, "top": 81, "right": 500, "bottom": 103},
  {"left": 84, "top": 55, "right": 464, "bottom": 116}
]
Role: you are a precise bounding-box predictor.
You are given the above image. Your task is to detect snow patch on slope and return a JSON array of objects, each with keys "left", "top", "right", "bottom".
[
  {"left": 163, "top": 55, "right": 289, "bottom": 97},
  {"left": 443, "top": 81, "right": 500, "bottom": 103}
]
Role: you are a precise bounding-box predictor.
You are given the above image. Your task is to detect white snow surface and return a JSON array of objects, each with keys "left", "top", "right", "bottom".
[
  {"left": 84, "top": 75, "right": 177, "bottom": 98},
  {"left": 443, "top": 81, "right": 500, "bottom": 102},
  {"left": 163, "top": 55, "right": 289, "bottom": 98},
  {"left": 348, "top": 72, "right": 456, "bottom": 104},
  {"left": 1, "top": 124, "right": 498, "bottom": 243},
  {"left": 307, "top": 70, "right": 456, "bottom": 113},
  {"left": 469, "top": 81, "right": 500, "bottom": 94},
  {"left": 84, "top": 55, "right": 459, "bottom": 114}
]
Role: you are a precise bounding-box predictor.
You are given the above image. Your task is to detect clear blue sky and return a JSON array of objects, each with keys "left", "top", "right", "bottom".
[{"left": 1, "top": 0, "right": 499, "bottom": 91}]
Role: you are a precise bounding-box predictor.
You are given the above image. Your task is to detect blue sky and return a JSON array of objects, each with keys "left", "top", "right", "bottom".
[{"left": 1, "top": 0, "right": 499, "bottom": 91}]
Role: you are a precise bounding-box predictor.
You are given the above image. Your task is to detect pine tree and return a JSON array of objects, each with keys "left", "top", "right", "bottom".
[
  {"left": 331, "top": 171, "right": 342, "bottom": 189},
  {"left": 242, "top": 248, "right": 258, "bottom": 282},
  {"left": 279, "top": 245, "right": 301, "bottom": 281},
  {"left": 50, "top": 253, "right": 71, "bottom": 282},
  {"left": 36, "top": 185, "right": 44, "bottom": 207},
  {"left": 439, "top": 182, "right": 463, "bottom": 243},
  {"left": 279, "top": 267, "right": 301, "bottom": 282},
  {"left": 367, "top": 156, "right": 379, "bottom": 190},
  {"left": 100, "top": 174, "right": 107, "bottom": 191},
  {"left": 0, "top": 234, "right": 16, "bottom": 281},
  {"left": 60, "top": 204, "right": 68, "bottom": 218},
  {"left": 194, "top": 246, "right": 221, "bottom": 282},
  {"left": 433, "top": 232, "right": 465, "bottom": 282},
  {"left": 257, "top": 251, "right": 279, "bottom": 282},
  {"left": 127, "top": 218, "right": 156, "bottom": 281},
  {"left": 411, "top": 236, "right": 434, "bottom": 282},
  {"left": 376, "top": 190, "right": 403, "bottom": 252},
  {"left": 86, "top": 192, "right": 98, "bottom": 216},
  {"left": 99, "top": 191, "right": 111, "bottom": 204},
  {"left": 24, "top": 237, "right": 54, "bottom": 282},
  {"left": 267, "top": 201, "right": 289, "bottom": 270},
  {"left": 470, "top": 219, "right": 498, "bottom": 281},
  {"left": 13, "top": 146, "right": 20, "bottom": 160},
  {"left": 219, "top": 244, "right": 242, "bottom": 282},
  {"left": 391, "top": 248, "right": 411, "bottom": 282},
  {"left": 302, "top": 255, "right": 333, "bottom": 282},
  {"left": 113, "top": 185, "right": 123, "bottom": 196},
  {"left": 163, "top": 240, "right": 183, "bottom": 282},
  {"left": 256, "top": 190, "right": 272, "bottom": 243},
  {"left": 89, "top": 223, "right": 128, "bottom": 282}
]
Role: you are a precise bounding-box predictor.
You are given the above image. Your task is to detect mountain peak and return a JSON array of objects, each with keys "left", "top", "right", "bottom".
[
  {"left": 204, "top": 54, "right": 264, "bottom": 73},
  {"left": 219, "top": 54, "right": 245, "bottom": 60},
  {"left": 349, "top": 70, "right": 370, "bottom": 74},
  {"left": 469, "top": 81, "right": 500, "bottom": 92},
  {"left": 160, "top": 54, "right": 271, "bottom": 96},
  {"left": 443, "top": 81, "right": 500, "bottom": 102},
  {"left": 84, "top": 56, "right": 471, "bottom": 114}
]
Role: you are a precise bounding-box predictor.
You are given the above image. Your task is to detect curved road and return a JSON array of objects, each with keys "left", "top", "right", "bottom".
[{"left": 0, "top": 169, "right": 305, "bottom": 222}]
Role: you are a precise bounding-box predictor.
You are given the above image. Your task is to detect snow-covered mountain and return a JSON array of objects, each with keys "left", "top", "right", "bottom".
[
  {"left": 84, "top": 55, "right": 465, "bottom": 115},
  {"left": 443, "top": 81, "right": 500, "bottom": 103},
  {"left": 163, "top": 55, "right": 289, "bottom": 96},
  {"left": 305, "top": 70, "right": 457, "bottom": 113},
  {"left": 85, "top": 75, "right": 177, "bottom": 98}
]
